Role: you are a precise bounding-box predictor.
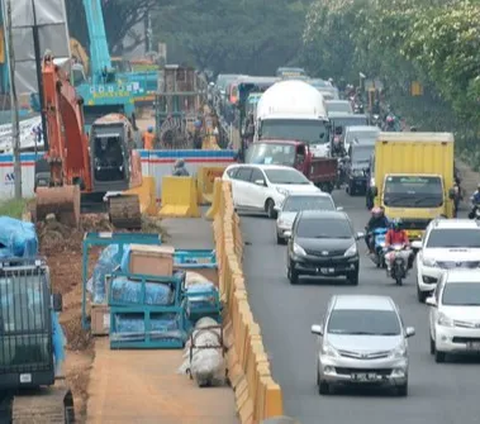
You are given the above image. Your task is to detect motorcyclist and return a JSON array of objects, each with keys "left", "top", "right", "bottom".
[
  {"left": 469, "top": 184, "right": 480, "bottom": 218},
  {"left": 365, "top": 207, "right": 389, "bottom": 253},
  {"left": 384, "top": 219, "right": 411, "bottom": 272},
  {"left": 172, "top": 159, "right": 190, "bottom": 176},
  {"left": 384, "top": 115, "right": 397, "bottom": 132}
]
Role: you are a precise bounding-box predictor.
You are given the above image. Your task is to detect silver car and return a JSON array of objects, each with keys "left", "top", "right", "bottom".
[
  {"left": 275, "top": 193, "right": 341, "bottom": 244},
  {"left": 311, "top": 294, "right": 415, "bottom": 396}
]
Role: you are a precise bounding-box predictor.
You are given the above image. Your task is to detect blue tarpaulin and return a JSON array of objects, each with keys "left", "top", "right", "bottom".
[{"left": 0, "top": 216, "right": 38, "bottom": 257}]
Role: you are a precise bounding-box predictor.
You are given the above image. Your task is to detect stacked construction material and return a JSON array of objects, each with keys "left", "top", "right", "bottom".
[{"left": 184, "top": 271, "right": 221, "bottom": 325}]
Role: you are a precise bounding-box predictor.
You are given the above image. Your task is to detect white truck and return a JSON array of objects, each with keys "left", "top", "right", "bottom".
[{"left": 254, "top": 80, "right": 331, "bottom": 157}]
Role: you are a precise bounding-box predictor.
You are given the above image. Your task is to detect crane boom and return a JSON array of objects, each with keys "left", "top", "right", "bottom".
[{"left": 82, "top": 0, "right": 112, "bottom": 83}]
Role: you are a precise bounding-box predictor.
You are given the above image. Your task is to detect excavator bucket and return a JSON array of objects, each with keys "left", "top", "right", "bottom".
[
  {"left": 35, "top": 185, "right": 81, "bottom": 227},
  {"left": 107, "top": 194, "right": 142, "bottom": 229}
]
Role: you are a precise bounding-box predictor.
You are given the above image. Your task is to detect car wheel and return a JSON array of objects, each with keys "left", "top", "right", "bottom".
[
  {"left": 288, "top": 261, "right": 299, "bottom": 285},
  {"left": 347, "top": 270, "right": 359, "bottom": 285},
  {"left": 430, "top": 335, "right": 435, "bottom": 355},
  {"left": 417, "top": 283, "right": 427, "bottom": 303},
  {"left": 265, "top": 199, "right": 276, "bottom": 219},
  {"left": 397, "top": 382, "right": 408, "bottom": 397},
  {"left": 318, "top": 379, "right": 330, "bottom": 395},
  {"left": 276, "top": 234, "right": 285, "bottom": 245},
  {"left": 435, "top": 349, "right": 446, "bottom": 363}
]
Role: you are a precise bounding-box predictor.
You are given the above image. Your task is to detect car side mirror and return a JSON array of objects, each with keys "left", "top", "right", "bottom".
[
  {"left": 370, "top": 186, "right": 378, "bottom": 197},
  {"left": 425, "top": 297, "right": 437, "bottom": 307},
  {"left": 284, "top": 231, "right": 292, "bottom": 239},
  {"left": 405, "top": 326, "right": 415, "bottom": 338},
  {"left": 336, "top": 206, "right": 344, "bottom": 211},
  {"left": 52, "top": 293, "right": 63, "bottom": 312},
  {"left": 311, "top": 324, "right": 323, "bottom": 336},
  {"left": 411, "top": 241, "right": 422, "bottom": 250},
  {"left": 356, "top": 231, "right": 365, "bottom": 240},
  {"left": 254, "top": 179, "right": 266, "bottom": 186}
]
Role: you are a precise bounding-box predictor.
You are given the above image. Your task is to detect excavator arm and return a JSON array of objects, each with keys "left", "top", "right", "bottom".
[{"left": 42, "top": 53, "right": 92, "bottom": 190}]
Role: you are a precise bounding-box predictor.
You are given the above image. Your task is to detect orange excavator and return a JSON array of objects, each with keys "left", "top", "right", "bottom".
[{"left": 34, "top": 53, "right": 145, "bottom": 228}]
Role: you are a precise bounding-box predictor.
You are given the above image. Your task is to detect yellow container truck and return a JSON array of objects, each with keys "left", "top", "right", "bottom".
[{"left": 370, "top": 132, "right": 455, "bottom": 240}]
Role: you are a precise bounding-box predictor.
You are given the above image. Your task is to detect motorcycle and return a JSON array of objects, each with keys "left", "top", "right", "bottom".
[
  {"left": 371, "top": 114, "right": 382, "bottom": 128},
  {"left": 354, "top": 103, "right": 364, "bottom": 114},
  {"left": 385, "top": 244, "right": 412, "bottom": 286},
  {"left": 468, "top": 202, "right": 480, "bottom": 220},
  {"left": 368, "top": 228, "right": 388, "bottom": 268},
  {"left": 336, "top": 156, "right": 349, "bottom": 188}
]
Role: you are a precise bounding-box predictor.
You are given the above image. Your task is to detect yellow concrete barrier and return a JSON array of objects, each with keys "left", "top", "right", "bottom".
[
  {"left": 158, "top": 176, "right": 200, "bottom": 218},
  {"left": 197, "top": 167, "right": 226, "bottom": 205},
  {"left": 124, "top": 175, "right": 157, "bottom": 215},
  {"left": 213, "top": 180, "right": 284, "bottom": 424},
  {"left": 205, "top": 177, "right": 223, "bottom": 220}
]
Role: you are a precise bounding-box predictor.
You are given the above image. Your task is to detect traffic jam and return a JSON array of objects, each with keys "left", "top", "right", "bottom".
[{"left": 211, "top": 69, "right": 480, "bottom": 398}]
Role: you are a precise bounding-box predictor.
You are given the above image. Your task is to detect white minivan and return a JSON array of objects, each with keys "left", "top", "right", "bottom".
[{"left": 222, "top": 164, "right": 321, "bottom": 218}]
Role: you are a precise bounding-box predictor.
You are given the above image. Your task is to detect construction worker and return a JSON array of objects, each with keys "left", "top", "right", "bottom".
[{"left": 142, "top": 126, "right": 155, "bottom": 150}]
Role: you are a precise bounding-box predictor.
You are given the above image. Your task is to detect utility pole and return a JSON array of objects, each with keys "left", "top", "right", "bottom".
[{"left": 6, "top": 0, "right": 22, "bottom": 199}]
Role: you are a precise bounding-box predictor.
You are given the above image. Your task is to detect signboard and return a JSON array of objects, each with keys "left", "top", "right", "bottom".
[
  {"left": 3, "top": 0, "right": 71, "bottom": 94},
  {"left": 411, "top": 81, "right": 423, "bottom": 96},
  {"left": 0, "top": 115, "right": 43, "bottom": 151}
]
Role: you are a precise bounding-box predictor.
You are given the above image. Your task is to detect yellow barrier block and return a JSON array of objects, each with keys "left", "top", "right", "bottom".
[
  {"left": 158, "top": 176, "right": 200, "bottom": 218},
  {"left": 124, "top": 175, "right": 157, "bottom": 215},
  {"left": 197, "top": 167, "right": 226, "bottom": 205},
  {"left": 263, "top": 379, "right": 284, "bottom": 418}
]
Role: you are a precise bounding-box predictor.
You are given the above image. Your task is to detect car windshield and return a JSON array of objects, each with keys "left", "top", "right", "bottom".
[
  {"left": 351, "top": 145, "right": 373, "bottom": 164},
  {"left": 260, "top": 119, "right": 329, "bottom": 145},
  {"left": 383, "top": 176, "right": 443, "bottom": 208},
  {"left": 246, "top": 143, "right": 296, "bottom": 166},
  {"left": 264, "top": 168, "right": 310, "bottom": 185},
  {"left": 442, "top": 283, "right": 480, "bottom": 306},
  {"left": 282, "top": 196, "right": 335, "bottom": 212},
  {"left": 426, "top": 229, "right": 480, "bottom": 248},
  {"left": 332, "top": 116, "right": 368, "bottom": 131},
  {"left": 327, "top": 102, "right": 351, "bottom": 113},
  {"left": 296, "top": 218, "right": 352, "bottom": 238},
  {"left": 327, "top": 309, "right": 401, "bottom": 335}
]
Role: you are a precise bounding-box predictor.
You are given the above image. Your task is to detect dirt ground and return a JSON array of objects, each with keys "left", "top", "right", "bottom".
[{"left": 37, "top": 214, "right": 166, "bottom": 423}]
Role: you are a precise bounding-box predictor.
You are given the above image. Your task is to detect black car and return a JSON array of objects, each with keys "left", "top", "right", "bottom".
[
  {"left": 285, "top": 210, "right": 364, "bottom": 285},
  {"left": 346, "top": 142, "right": 374, "bottom": 196}
]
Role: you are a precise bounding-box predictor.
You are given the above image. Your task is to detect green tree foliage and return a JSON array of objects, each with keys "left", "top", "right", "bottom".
[
  {"left": 153, "top": 0, "right": 309, "bottom": 75},
  {"left": 303, "top": 0, "right": 480, "bottom": 164}
]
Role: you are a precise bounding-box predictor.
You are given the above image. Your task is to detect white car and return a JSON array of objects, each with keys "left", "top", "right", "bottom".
[
  {"left": 222, "top": 164, "right": 320, "bottom": 218},
  {"left": 426, "top": 269, "right": 480, "bottom": 363},
  {"left": 412, "top": 219, "right": 480, "bottom": 303},
  {"left": 275, "top": 192, "right": 342, "bottom": 244}
]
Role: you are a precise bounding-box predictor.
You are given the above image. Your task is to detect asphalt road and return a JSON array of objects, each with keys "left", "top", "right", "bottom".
[{"left": 241, "top": 190, "right": 480, "bottom": 424}]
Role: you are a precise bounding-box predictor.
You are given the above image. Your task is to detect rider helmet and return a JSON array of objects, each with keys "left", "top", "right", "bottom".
[
  {"left": 147, "top": 126, "right": 154, "bottom": 133},
  {"left": 391, "top": 218, "right": 402, "bottom": 230},
  {"left": 371, "top": 206, "right": 382, "bottom": 217}
]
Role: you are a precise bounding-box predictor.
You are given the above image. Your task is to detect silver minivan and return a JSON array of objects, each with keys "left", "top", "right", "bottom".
[{"left": 311, "top": 294, "right": 415, "bottom": 396}]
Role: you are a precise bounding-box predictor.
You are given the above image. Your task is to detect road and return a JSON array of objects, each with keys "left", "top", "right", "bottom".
[{"left": 241, "top": 190, "right": 480, "bottom": 424}]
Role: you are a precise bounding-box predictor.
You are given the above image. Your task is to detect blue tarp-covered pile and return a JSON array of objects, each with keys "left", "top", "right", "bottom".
[
  {"left": 110, "top": 276, "right": 175, "bottom": 306},
  {"left": 110, "top": 312, "right": 185, "bottom": 342},
  {"left": 0, "top": 216, "right": 38, "bottom": 258},
  {"left": 185, "top": 281, "right": 220, "bottom": 318},
  {"left": 87, "top": 244, "right": 125, "bottom": 303}
]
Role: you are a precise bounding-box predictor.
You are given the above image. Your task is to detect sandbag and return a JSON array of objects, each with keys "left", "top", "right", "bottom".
[
  {"left": 178, "top": 317, "right": 226, "bottom": 387},
  {"left": 185, "top": 271, "right": 210, "bottom": 287},
  {"left": 0, "top": 216, "right": 38, "bottom": 258}
]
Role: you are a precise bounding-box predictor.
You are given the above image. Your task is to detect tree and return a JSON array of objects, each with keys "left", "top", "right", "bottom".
[{"left": 153, "top": 0, "right": 308, "bottom": 75}]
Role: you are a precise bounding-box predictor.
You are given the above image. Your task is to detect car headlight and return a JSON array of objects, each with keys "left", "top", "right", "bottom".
[
  {"left": 437, "top": 312, "right": 453, "bottom": 327},
  {"left": 344, "top": 243, "right": 357, "bottom": 257},
  {"left": 293, "top": 242, "right": 306, "bottom": 256},
  {"left": 276, "top": 187, "right": 289, "bottom": 197},
  {"left": 422, "top": 257, "right": 438, "bottom": 267},
  {"left": 278, "top": 219, "right": 291, "bottom": 228},
  {"left": 321, "top": 342, "right": 339, "bottom": 357},
  {"left": 390, "top": 344, "right": 407, "bottom": 358}
]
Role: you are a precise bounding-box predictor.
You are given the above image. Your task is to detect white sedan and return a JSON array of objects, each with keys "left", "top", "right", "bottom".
[
  {"left": 275, "top": 192, "right": 342, "bottom": 244},
  {"left": 222, "top": 164, "right": 321, "bottom": 218},
  {"left": 427, "top": 269, "right": 480, "bottom": 363}
]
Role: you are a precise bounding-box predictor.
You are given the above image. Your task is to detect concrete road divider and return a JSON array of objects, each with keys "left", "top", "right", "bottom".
[
  {"left": 124, "top": 176, "right": 157, "bottom": 215},
  {"left": 197, "top": 166, "right": 226, "bottom": 205},
  {"left": 212, "top": 180, "right": 284, "bottom": 423},
  {"left": 158, "top": 176, "right": 201, "bottom": 218}
]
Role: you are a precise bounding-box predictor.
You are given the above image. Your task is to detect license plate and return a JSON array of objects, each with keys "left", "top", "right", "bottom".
[
  {"left": 352, "top": 373, "right": 377, "bottom": 381},
  {"left": 20, "top": 373, "right": 32, "bottom": 383},
  {"left": 467, "top": 342, "right": 480, "bottom": 349},
  {"left": 318, "top": 268, "right": 335, "bottom": 274}
]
